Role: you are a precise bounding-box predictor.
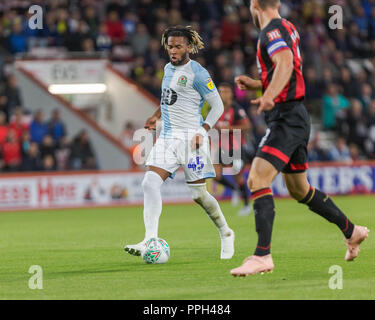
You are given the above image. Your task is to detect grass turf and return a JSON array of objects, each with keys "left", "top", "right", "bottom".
[{"left": 0, "top": 195, "right": 374, "bottom": 300}]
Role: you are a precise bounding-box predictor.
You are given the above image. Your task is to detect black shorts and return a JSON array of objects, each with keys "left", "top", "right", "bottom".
[{"left": 255, "top": 101, "right": 311, "bottom": 174}]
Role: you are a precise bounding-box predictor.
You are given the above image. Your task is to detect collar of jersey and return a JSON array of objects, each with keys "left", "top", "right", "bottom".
[{"left": 170, "top": 59, "right": 192, "bottom": 69}]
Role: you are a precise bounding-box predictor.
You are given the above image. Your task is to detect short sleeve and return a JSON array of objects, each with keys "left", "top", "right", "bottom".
[
  {"left": 261, "top": 28, "right": 291, "bottom": 59},
  {"left": 193, "top": 69, "right": 218, "bottom": 99}
]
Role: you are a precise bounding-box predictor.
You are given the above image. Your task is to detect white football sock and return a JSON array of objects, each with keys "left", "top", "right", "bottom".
[
  {"left": 142, "top": 171, "right": 164, "bottom": 240},
  {"left": 188, "top": 183, "right": 231, "bottom": 237}
]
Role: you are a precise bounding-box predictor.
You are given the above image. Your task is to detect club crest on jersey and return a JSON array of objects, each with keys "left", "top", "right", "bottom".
[
  {"left": 177, "top": 75, "right": 187, "bottom": 86},
  {"left": 206, "top": 78, "right": 214, "bottom": 90},
  {"left": 267, "top": 29, "right": 282, "bottom": 42}
]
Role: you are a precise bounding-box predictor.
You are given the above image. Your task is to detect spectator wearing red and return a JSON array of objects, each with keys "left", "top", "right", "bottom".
[
  {"left": 2, "top": 129, "right": 21, "bottom": 171},
  {"left": 220, "top": 13, "right": 242, "bottom": 48},
  {"left": 105, "top": 11, "right": 126, "bottom": 44},
  {"left": 0, "top": 111, "right": 8, "bottom": 146},
  {"left": 9, "top": 107, "right": 29, "bottom": 141}
]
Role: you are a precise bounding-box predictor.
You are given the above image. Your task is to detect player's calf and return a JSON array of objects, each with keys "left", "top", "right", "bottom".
[
  {"left": 299, "top": 186, "right": 355, "bottom": 239},
  {"left": 188, "top": 183, "right": 235, "bottom": 259}
]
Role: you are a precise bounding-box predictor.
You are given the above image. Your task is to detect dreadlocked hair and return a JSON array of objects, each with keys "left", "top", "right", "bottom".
[{"left": 161, "top": 25, "right": 204, "bottom": 54}]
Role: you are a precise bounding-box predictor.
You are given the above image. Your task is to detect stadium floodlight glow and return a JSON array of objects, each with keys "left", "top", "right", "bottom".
[{"left": 48, "top": 83, "right": 107, "bottom": 94}]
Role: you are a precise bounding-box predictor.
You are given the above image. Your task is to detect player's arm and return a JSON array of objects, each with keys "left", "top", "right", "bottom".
[
  {"left": 191, "top": 72, "right": 224, "bottom": 149},
  {"left": 203, "top": 94, "right": 224, "bottom": 131},
  {"left": 191, "top": 93, "right": 224, "bottom": 150},
  {"left": 235, "top": 75, "right": 262, "bottom": 91},
  {"left": 144, "top": 107, "right": 161, "bottom": 130},
  {"left": 253, "top": 49, "right": 294, "bottom": 114}
]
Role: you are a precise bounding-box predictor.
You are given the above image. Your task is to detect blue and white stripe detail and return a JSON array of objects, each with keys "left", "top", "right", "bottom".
[
  {"left": 267, "top": 39, "right": 289, "bottom": 58},
  {"left": 161, "top": 65, "right": 175, "bottom": 138}
]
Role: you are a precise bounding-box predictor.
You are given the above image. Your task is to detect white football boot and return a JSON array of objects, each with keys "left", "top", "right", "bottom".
[{"left": 124, "top": 240, "right": 147, "bottom": 256}]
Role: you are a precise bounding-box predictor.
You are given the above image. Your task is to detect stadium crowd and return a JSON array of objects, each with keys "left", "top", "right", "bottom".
[
  {"left": 1, "top": 0, "right": 375, "bottom": 172},
  {"left": 0, "top": 78, "right": 97, "bottom": 172}
]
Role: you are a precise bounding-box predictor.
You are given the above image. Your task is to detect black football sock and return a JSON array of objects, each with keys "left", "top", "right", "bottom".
[
  {"left": 252, "top": 188, "right": 275, "bottom": 256},
  {"left": 299, "top": 187, "right": 354, "bottom": 239},
  {"left": 238, "top": 182, "right": 249, "bottom": 206},
  {"left": 217, "top": 177, "right": 237, "bottom": 190}
]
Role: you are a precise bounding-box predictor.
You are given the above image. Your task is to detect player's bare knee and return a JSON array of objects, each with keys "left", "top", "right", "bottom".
[
  {"left": 248, "top": 170, "right": 271, "bottom": 192},
  {"left": 287, "top": 185, "right": 308, "bottom": 201}
]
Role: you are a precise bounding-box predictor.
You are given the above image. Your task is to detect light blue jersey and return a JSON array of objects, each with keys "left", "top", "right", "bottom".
[{"left": 160, "top": 60, "right": 219, "bottom": 138}]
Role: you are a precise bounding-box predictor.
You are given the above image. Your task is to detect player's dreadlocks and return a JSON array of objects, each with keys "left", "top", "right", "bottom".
[{"left": 161, "top": 26, "right": 204, "bottom": 54}]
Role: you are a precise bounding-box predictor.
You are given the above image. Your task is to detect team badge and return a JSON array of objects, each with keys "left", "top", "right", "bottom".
[
  {"left": 206, "top": 78, "right": 214, "bottom": 90},
  {"left": 177, "top": 75, "right": 188, "bottom": 86}
]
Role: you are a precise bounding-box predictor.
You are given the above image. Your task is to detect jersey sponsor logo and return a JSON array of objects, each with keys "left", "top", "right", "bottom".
[
  {"left": 266, "top": 29, "right": 282, "bottom": 42},
  {"left": 161, "top": 88, "right": 178, "bottom": 105},
  {"left": 206, "top": 78, "right": 214, "bottom": 91},
  {"left": 177, "top": 75, "right": 188, "bottom": 87}
]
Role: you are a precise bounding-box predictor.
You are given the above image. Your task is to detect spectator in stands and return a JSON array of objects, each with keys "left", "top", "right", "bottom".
[
  {"left": 41, "top": 154, "right": 56, "bottom": 171},
  {"left": 21, "top": 130, "right": 31, "bottom": 161},
  {"left": 4, "top": 75, "right": 22, "bottom": 120},
  {"left": 2, "top": 129, "right": 21, "bottom": 171},
  {"left": 8, "top": 19, "right": 28, "bottom": 53},
  {"left": 48, "top": 109, "right": 66, "bottom": 147},
  {"left": 360, "top": 83, "right": 374, "bottom": 109},
  {"left": 9, "top": 107, "right": 28, "bottom": 142},
  {"left": 329, "top": 138, "right": 352, "bottom": 162},
  {"left": 69, "top": 130, "right": 97, "bottom": 170},
  {"left": 95, "top": 23, "right": 112, "bottom": 52},
  {"left": 338, "top": 67, "right": 361, "bottom": 99},
  {"left": 84, "top": 6, "right": 100, "bottom": 38},
  {"left": 322, "top": 83, "right": 350, "bottom": 130},
  {"left": 349, "top": 143, "right": 361, "bottom": 161},
  {"left": 305, "top": 67, "right": 324, "bottom": 101},
  {"left": 39, "top": 134, "right": 56, "bottom": 164},
  {"left": 105, "top": 11, "right": 126, "bottom": 44},
  {"left": 0, "top": 111, "right": 8, "bottom": 146},
  {"left": 55, "top": 136, "right": 71, "bottom": 170},
  {"left": 30, "top": 110, "right": 48, "bottom": 144},
  {"left": 0, "top": 94, "right": 8, "bottom": 122},
  {"left": 130, "top": 23, "right": 151, "bottom": 56},
  {"left": 337, "top": 99, "right": 367, "bottom": 152},
  {"left": 21, "top": 142, "right": 41, "bottom": 172},
  {"left": 307, "top": 132, "right": 330, "bottom": 162}
]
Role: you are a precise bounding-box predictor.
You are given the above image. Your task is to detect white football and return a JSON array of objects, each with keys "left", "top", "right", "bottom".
[{"left": 141, "top": 238, "right": 170, "bottom": 264}]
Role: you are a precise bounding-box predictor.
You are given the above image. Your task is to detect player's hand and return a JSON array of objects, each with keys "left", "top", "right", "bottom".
[
  {"left": 144, "top": 116, "right": 158, "bottom": 130},
  {"left": 235, "top": 75, "right": 252, "bottom": 90},
  {"left": 252, "top": 96, "right": 275, "bottom": 115},
  {"left": 190, "top": 133, "right": 204, "bottom": 150},
  {"left": 235, "top": 75, "right": 261, "bottom": 91}
]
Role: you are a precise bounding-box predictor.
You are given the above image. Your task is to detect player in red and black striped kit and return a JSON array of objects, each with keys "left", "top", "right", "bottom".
[{"left": 230, "top": 0, "right": 369, "bottom": 277}]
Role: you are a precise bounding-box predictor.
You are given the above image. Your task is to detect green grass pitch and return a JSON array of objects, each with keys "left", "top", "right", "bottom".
[{"left": 0, "top": 195, "right": 374, "bottom": 300}]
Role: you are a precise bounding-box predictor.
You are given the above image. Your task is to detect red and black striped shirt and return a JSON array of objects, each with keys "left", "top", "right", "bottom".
[{"left": 256, "top": 18, "right": 305, "bottom": 104}]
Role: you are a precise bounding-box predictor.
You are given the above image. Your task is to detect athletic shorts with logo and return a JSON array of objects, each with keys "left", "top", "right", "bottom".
[
  {"left": 256, "top": 101, "right": 311, "bottom": 173},
  {"left": 146, "top": 135, "right": 216, "bottom": 182}
]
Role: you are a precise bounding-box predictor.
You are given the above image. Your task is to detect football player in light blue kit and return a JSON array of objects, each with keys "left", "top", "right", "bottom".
[{"left": 125, "top": 26, "right": 235, "bottom": 259}]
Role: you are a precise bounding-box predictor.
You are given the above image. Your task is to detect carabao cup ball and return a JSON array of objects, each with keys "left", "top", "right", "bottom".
[{"left": 142, "top": 238, "right": 170, "bottom": 264}]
